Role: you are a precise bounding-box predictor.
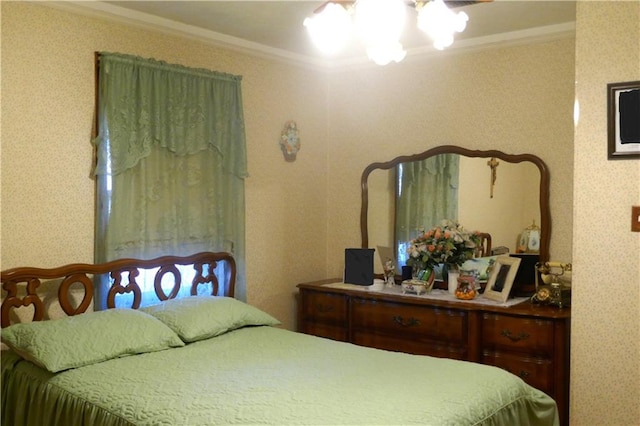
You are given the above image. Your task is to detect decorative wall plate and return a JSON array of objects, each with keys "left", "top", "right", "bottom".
[{"left": 280, "top": 121, "right": 300, "bottom": 162}]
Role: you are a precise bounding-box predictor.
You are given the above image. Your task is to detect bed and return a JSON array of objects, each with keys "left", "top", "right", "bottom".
[{"left": 1, "top": 252, "right": 559, "bottom": 426}]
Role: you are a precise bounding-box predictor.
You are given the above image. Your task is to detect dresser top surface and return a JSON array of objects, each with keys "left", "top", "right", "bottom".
[{"left": 297, "top": 279, "right": 571, "bottom": 318}]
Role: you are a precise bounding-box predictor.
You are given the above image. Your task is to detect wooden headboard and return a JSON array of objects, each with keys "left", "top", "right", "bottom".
[{"left": 1, "top": 252, "right": 236, "bottom": 328}]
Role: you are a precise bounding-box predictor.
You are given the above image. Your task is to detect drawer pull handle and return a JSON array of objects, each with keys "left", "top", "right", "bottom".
[
  {"left": 501, "top": 329, "right": 530, "bottom": 342},
  {"left": 316, "top": 304, "right": 334, "bottom": 313},
  {"left": 393, "top": 316, "right": 420, "bottom": 327}
]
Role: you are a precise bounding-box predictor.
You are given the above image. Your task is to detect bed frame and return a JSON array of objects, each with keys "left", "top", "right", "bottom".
[{"left": 1, "top": 252, "right": 236, "bottom": 328}]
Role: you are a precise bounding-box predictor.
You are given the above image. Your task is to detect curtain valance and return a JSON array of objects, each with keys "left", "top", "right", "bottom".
[
  {"left": 400, "top": 154, "right": 459, "bottom": 191},
  {"left": 92, "top": 52, "right": 247, "bottom": 179}
]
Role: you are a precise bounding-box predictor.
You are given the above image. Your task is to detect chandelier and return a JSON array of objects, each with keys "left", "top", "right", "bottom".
[{"left": 304, "top": 0, "right": 470, "bottom": 65}]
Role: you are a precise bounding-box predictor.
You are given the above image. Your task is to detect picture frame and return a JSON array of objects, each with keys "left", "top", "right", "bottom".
[
  {"left": 607, "top": 81, "right": 640, "bottom": 160},
  {"left": 483, "top": 256, "right": 522, "bottom": 303}
]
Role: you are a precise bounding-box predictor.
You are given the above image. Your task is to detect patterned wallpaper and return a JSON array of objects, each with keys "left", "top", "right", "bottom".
[
  {"left": 2, "top": 2, "right": 638, "bottom": 424},
  {"left": 572, "top": 1, "right": 640, "bottom": 424},
  {"left": 0, "top": 2, "right": 330, "bottom": 331}
]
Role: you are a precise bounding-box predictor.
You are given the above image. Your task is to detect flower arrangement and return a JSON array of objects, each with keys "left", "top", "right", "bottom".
[{"left": 406, "top": 220, "right": 481, "bottom": 270}]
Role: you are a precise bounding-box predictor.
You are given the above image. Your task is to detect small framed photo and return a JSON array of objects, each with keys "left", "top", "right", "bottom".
[
  {"left": 483, "top": 256, "right": 522, "bottom": 303},
  {"left": 607, "top": 81, "right": 640, "bottom": 159}
]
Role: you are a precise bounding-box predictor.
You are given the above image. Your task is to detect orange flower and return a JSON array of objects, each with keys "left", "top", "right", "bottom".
[{"left": 428, "top": 245, "right": 436, "bottom": 252}]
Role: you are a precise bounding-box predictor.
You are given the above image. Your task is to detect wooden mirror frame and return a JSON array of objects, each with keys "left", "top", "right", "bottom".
[{"left": 360, "top": 145, "right": 551, "bottom": 263}]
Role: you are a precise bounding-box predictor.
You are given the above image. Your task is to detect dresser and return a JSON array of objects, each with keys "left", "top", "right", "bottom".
[{"left": 297, "top": 279, "right": 571, "bottom": 426}]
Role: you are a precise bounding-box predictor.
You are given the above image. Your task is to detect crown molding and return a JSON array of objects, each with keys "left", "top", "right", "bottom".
[
  {"left": 402, "top": 22, "right": 576, "bottom": 63},
  {"left": 44, "top": 1, "right": 334, "bottom": 70},
  {"left": 326, "top": 22, "right": 575, "bottom": 71},
  {"left": 44, "top": 1, "right": 575, "bottom": 72}
]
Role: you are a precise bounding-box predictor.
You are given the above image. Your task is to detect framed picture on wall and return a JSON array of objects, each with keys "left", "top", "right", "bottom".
[
  {"left": 607, "top": 80, "right": 640, "bottom": 159},
  {"left": 483, "top": 256, "right": 522, "bottom": 303}
]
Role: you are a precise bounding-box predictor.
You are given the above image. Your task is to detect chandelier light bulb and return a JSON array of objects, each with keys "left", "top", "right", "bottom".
[
  {"left": 355, "top": 0, "right": 406, "bottom": 50},
  {"left": 417, "top": 0, "right": 468, "bottom": 50},
  {"left": 303, "top": 0, "right": 470, "bottom": 64},
  {"left": 454, "top": 11, "right": 469, "bottom": 33},
  {"left": 366, "top": 41, "right": 407, "bottom": 66},
  {"left": 433, "top": 34, "right": 454, "bottom": 50},
  {"left": 303, "top": 2, "right": 352, "bottom": 54}
]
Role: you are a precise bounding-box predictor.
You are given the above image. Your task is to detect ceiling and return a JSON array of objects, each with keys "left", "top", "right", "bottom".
[{"left": 66, "top": 1, "right": 577, "bottom": 67}]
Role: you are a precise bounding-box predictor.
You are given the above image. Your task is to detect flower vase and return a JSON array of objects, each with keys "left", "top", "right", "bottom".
[
  {"left": 411, "top": 262, "right": 427, "bottom": 280},
  {"left": 446, "top": 265, "right": 459, "bottom": 295}
]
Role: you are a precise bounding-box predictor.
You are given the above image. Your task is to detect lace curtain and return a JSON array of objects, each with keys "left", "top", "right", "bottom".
[
  {"left": 395, "top": 154, "right": 459, "bottom": 266},
  {"left": 93, "top": 52, "right": 247, "bottom": 305}
]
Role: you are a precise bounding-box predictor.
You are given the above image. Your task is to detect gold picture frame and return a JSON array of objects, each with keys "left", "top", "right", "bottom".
[{"left": 483, "top": 256, "right": 522, "bottom": 303}]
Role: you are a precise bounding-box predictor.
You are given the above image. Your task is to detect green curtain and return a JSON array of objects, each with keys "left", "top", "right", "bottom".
[
  {"left": 395, "top": 154, "right": 459, "bottom": 266},
  {"left": 93, "top": 52, "right": 247, "bottom": 303}
]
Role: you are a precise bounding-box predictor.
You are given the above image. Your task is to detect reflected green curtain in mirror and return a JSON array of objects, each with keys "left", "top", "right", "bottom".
[
  {"left": 93, "top": 52, "right": 247, "bottom": 304},
  {"left": 396, "top": 154, "right": 459, "bottom": 266}
]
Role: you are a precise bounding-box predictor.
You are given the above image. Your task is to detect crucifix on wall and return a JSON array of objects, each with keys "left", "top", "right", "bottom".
[{"left": 487, "top": 157, "right": 499, "bottom": 198}]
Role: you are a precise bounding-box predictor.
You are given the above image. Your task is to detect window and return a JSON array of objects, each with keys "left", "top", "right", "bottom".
[{"left": 92, "top": 52, "right": 247, "bottom": 307}]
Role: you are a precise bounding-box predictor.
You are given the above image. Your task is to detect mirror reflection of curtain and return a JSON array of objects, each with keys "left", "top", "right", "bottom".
[
  {"left": 93, "top": 52, "right": 247, "bottom": 307},
  {"left": 396, "top": 154, "right": 459, "bottom": 266}
]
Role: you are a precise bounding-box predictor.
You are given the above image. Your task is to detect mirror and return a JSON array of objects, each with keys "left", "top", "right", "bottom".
[{"left": 360, "top": 145, "right": 551, "bottom": 282}]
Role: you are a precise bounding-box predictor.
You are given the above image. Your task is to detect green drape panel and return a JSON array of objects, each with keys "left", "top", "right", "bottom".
[
  {"left": 395, "top": 154, "right": 459, "bottom": 266},
  {"left": 93, "top": 52, "right": 247, "bottom": 303}
]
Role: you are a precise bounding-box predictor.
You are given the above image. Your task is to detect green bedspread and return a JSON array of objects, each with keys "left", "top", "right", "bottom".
[{"left": 2, "top": 326, "right": 558, "bottom": 425}]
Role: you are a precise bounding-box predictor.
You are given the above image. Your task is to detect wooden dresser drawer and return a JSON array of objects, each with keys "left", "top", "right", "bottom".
[
  {"left": 482, "top": 313, "right": 555, "bottom": 356},
  {"left": 301, "top": 321, "right": 348, "bottom": 342},
  {"left": 298, "top": 290, "right": 348, "bottom": 342},
  {"left": 351, "top": 331, "right": 468, "bottom": 359},
  {"left": 299, "top": 290, "right": 347, "bottom": 324},
  {"left": 483, "top": 350, "right": 554, "bottom": 395},
  {"left": 351, "top": 298, "right": 467, "bottom": 344}
]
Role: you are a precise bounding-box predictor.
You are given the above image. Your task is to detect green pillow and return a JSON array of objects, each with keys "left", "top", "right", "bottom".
[
  {"left": 1, "top": 309, "right": 184, "bottom": 373},
  {"left": 142, "top": 296, "right": 281, "bottom": 343}
]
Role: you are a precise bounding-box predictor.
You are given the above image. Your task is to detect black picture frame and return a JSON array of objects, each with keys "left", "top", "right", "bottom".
[
  {"left": 607, "top": 80, "right": 640, "bottom": 160},
  {"left": 344, "top": 248, "right": 375, "bottom": 285}
]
